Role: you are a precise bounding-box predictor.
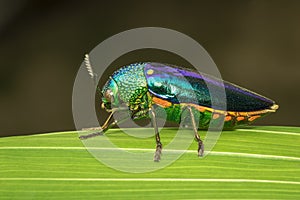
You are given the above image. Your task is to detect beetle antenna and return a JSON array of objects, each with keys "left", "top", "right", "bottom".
[{"left": 84, "top": 54, "right": 98, "bottom": 86}]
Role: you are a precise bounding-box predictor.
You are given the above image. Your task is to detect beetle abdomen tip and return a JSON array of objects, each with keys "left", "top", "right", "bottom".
[{"left": 270, "top": 104, "right": 279, "bottom": 111}]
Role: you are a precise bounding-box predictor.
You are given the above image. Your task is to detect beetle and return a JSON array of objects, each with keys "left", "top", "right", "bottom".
[{"left": 80, "top": 54, "right": 279, "bottom": 162}]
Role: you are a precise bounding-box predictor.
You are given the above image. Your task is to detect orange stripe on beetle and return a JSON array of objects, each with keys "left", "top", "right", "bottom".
[
  {"left": 225, "top": 116, "right": 232, "bottom": 121},
  {"left": 152, "top": 96, "right": 172, "bottom": 107},
  {"left": 248, "top": 115, "right": 261, "bottom": 122},
  {"left": 189, "top": 104, "right": 206, "bottom": 112},
  {"left": 213, "top": 114, "right": 220, "bottom": 119},
  {"left": 237, "top": 116, "right": 245, "bottom": 121}
]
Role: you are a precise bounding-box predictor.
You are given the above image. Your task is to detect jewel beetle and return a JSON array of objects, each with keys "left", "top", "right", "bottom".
[{"left": 80, "top": 54, "right": 279, "bottom": 162}]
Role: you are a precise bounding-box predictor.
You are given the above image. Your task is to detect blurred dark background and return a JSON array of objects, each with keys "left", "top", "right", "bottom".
[{"left": 1, "top": 0, "right": 299, "bottom": 137}]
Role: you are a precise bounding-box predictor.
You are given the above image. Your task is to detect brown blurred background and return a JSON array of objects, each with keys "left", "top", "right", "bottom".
[{"left": 1, "top": 0, "right": 299, "bottom": 137}]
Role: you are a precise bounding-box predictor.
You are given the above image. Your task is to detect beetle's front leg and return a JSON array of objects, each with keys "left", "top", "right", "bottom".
[
  {"left": 187, "top": 106, "right": 204, "bottom": 157},
  {"left": 79, "top": 109, "right": 129, "bottom": 140},
  {"left": 79, "top": 112, "right": 115, "bottom": 140},
  {"left": 149, "top": 108, "right": 162, "bottom": 162}
]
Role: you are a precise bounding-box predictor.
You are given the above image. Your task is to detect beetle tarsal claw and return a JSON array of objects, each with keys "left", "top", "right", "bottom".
[
  {"left": 79, "top": 132, "right": 103, "bottom": 140},
  {"left": 81, "top": 127, "right": 102, "bottom": 131},
  {"left": 198, "top": 140, "right": 204, "bottom": 157},
  {"left": 154, "top": 142, "right": 162, "bottom": 162}
]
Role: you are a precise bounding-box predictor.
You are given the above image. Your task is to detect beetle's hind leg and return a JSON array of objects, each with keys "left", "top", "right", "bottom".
[
  {"left": 150, "top": 108, "right": 162, "bottom": 162},
  {"left": 187, "top": 106, "right": 204, "bottom": 157}
]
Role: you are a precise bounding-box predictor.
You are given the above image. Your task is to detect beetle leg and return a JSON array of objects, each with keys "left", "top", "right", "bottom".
[
  {"left": 150, "top": 108, "right": 162, "bottom": 162},
  {"left": 79, "top": 112, "right": 114, "bottom": 139},
  {"left": 79, "top": 110, "right": 129, "bottom": 140},
  {"left": 187, "top": 106, "right": 204, "bottom": 157}
]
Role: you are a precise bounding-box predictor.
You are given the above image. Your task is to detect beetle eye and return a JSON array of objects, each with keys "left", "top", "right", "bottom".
[{"left": 104, "top": 90, "right": 114, "bottom": 102}]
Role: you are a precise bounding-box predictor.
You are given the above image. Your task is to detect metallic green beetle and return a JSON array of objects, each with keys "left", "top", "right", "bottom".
[{"left": 80, "top": 54, "right": 279, "bottom": 162}]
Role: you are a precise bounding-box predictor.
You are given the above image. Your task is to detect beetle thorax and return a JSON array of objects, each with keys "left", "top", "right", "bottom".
[{"left": 111, "top": 63, "right": 148, "bottom": 105}]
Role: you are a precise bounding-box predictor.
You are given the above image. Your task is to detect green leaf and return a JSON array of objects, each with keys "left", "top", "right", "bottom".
[{"left": 0, "top": 126, "right": 300, "bottom": 199}]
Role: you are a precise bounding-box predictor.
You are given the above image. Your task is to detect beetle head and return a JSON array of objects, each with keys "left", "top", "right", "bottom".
[{"left": 101, "top": 77, "right": 120, "bottom": 111}]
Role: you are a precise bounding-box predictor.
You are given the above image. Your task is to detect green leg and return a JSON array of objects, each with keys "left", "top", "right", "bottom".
[
  {"left": 187, "top": 106, "right": 204, "bottom": 157},
  {"left": 150, "top": 108, "right": 162, "bottom": 162}
]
